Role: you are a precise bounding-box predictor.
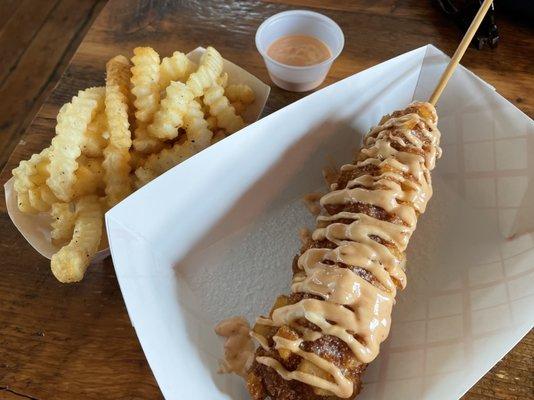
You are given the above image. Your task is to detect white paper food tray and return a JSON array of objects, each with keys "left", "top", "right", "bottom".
[
  {"left": 106, "top": 45, "right": 534, "bottom": 400},
  {"left": 4, "top": 47, "right": 270, "bottom": 261}
]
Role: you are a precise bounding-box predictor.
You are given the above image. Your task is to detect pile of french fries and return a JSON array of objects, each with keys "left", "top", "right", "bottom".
[{"left": 11, "top": 46, "right": 256, "bottom": 283}]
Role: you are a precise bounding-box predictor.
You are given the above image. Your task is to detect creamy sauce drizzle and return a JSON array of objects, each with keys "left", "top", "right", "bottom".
[
  {"left": 214, "top": 317, "right": 254, "bottom": 378},
  {"left": 253, "top": 103, "right": 441, "bottom": 397}
]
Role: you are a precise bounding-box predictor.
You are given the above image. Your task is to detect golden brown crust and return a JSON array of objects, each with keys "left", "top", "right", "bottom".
[{"left": 247, "top": 103, "right": 436, "bottom": 399}]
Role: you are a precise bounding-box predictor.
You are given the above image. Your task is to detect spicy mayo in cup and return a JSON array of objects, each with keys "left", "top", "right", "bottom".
[
  {"left": 256, "top": 10, "right": 344, "bottom": 92},
  {"left": 267, "top": 34, "right": 332, "bottom": 67}
]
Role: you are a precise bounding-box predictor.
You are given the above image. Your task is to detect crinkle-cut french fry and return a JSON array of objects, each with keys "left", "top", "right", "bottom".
[
  {"left": 12, "top": 148, "right": 49, "bottom": 197},
  {"left": 99, "top": 221, "right": 109, "bottom": 250},
  {"left": 82, "top": 111, "right": 108, "bottom": 157},
  {"left": 132, "top": 122, "right": 164, "bottom": 154},
  {"left": 17, "top": 192, "right": 38, "bottom": 214},
  {"left": 159, "top": 51, "right": 197, "bottom": 90},
  {"left": 28, "top": 188, "right": 50, "bottom": 212},
  {"left": 72, "top": 156, "right": 104, "bottom": 199},
  {"left": 13, "top": 148, "right": 60, "bottom": 212},
  {"left": 51, "top": 195, "right": 102, "bottom": 283},
  {"left": 148, "top": 81, "right": 194, "bottom": 140},
  {"left": 133, "top": 168, "right": 156, "bottom": 188},
  {"left": 231, "top": 101, "right": 246, "bottom": 116},
  {"left": 135, "top": 139, "right": 196, "bottom": 186},
  {"left": 130, "top": 47, "right": 160, "bottom": 123},
  {"left": 199, "top": 97, "right": 211, "bottom": 116},
  {"left": 104, "top": 55, "right": 133, "bottom": 207},
  {"left": 47, "top": 87, "right": 105, "bottom": 202},
  {"left": 103, "top": 144, "right": 131, "bottom": 206},
  {"left": 107, "top": 55, "right": 131, "bottom": 92},
  {"left": 41, "top": 185, "right": 58, "bottom": 205},
  {"left": 212, "top": 129, "right": 226, "bottom": 144},
  {"left": 206, "top": 115, "right": 218, "bottom": 131},
  {"left": 217, "top": 72, "right": 228, "bottom": 88},
  {"left": 186, "top": 46, "right": 223, "bottom": 97},
  {"left": 225, "top": 83, "right": 255, "bottom": 104},
  {"left": 203, "top": 83, "right": 244, "bottom": 134},
  {"left": 13, "top": 148, "right": 57, "bottom": 213},
  {"left": 129, "top": 150, "right": 145, "bottom": 170},
  {"left": 30, "top": 155, "right": 49, "bottom": 186},
  {"left": 50, "top": 202, "right": 76, "bottom": 245},
  {"left": 184, "top": 99, "right": 213, "bottom": 150},
  {"left": 26, "top": 185, "right": 58, "bottom": 213}
]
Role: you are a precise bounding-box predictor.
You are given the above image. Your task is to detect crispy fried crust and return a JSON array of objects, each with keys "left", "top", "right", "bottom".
[{"left": 247, "top": 103, "right": 438, "bottom": 399}]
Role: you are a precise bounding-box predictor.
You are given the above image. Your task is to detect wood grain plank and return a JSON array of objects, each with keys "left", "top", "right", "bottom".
[
  {"left": 0, "top": 387, "right": 38, "bottom": 400},
  {"left": 0, "top": 0, "right": 59, "bottom": 84},
  {"left": 266, "top": 0, "right": 435, "bottom": 19},
  {"left": 0, "top": 214, "right": 159, "bottom": 400},
  {"left": 463, "top": 331, "right": 533, "bottom": 399},
  {"left": 0, "top": 0, "right": 21, "bottom": 29},
  {"left": 0, "top": 0, "right": 107, "bottom": 171},
  {"left": 0, "top": 1, "right": 532, "bottom": 399}
]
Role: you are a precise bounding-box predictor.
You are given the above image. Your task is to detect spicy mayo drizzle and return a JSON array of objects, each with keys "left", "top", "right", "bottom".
[
  {"left": 214, "top": 317, "right": 255, "bottom": 378},
  {"left": 253, "top": 102, "right": 441, "bottom": 398}
]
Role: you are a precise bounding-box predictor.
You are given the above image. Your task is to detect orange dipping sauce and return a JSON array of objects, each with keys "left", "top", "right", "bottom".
[{"left": 267, "top": 34, "right": 331, "bottom": 67}]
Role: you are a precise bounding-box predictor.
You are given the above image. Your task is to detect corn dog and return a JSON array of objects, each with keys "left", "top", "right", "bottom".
[{"left": 246, "top": 102, "right": 442, "bottom": 399}]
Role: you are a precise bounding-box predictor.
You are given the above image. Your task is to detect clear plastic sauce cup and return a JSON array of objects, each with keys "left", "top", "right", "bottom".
[{"left": 256, "top": 10, "right": 344, "bottom": 92}]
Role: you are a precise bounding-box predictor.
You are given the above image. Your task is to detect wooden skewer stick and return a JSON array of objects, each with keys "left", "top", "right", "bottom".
[{"left": 429, "top": 0, "right": 494, "bottom": 106}]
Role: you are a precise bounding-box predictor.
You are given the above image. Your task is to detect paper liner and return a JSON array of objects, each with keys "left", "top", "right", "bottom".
[{"left": 106, "top": 45, "right": 533, "bottom": 400}]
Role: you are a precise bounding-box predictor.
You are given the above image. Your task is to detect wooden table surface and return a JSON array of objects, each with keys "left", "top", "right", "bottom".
[{"left": 0, "top": 1, "right": 532, "bottom": 399}]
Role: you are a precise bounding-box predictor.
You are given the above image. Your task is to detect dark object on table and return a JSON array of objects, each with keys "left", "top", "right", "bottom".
[
  {"left": 497, "top": 0, "right": 534, "bottom": 20},
  {"left": 436, "top": 0, "right": 499, "bottom": 49}
]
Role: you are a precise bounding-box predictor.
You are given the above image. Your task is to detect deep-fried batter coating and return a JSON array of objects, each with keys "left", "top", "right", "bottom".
[{"left": 247, "top": 103, "right": 441, "bottom": 399}]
